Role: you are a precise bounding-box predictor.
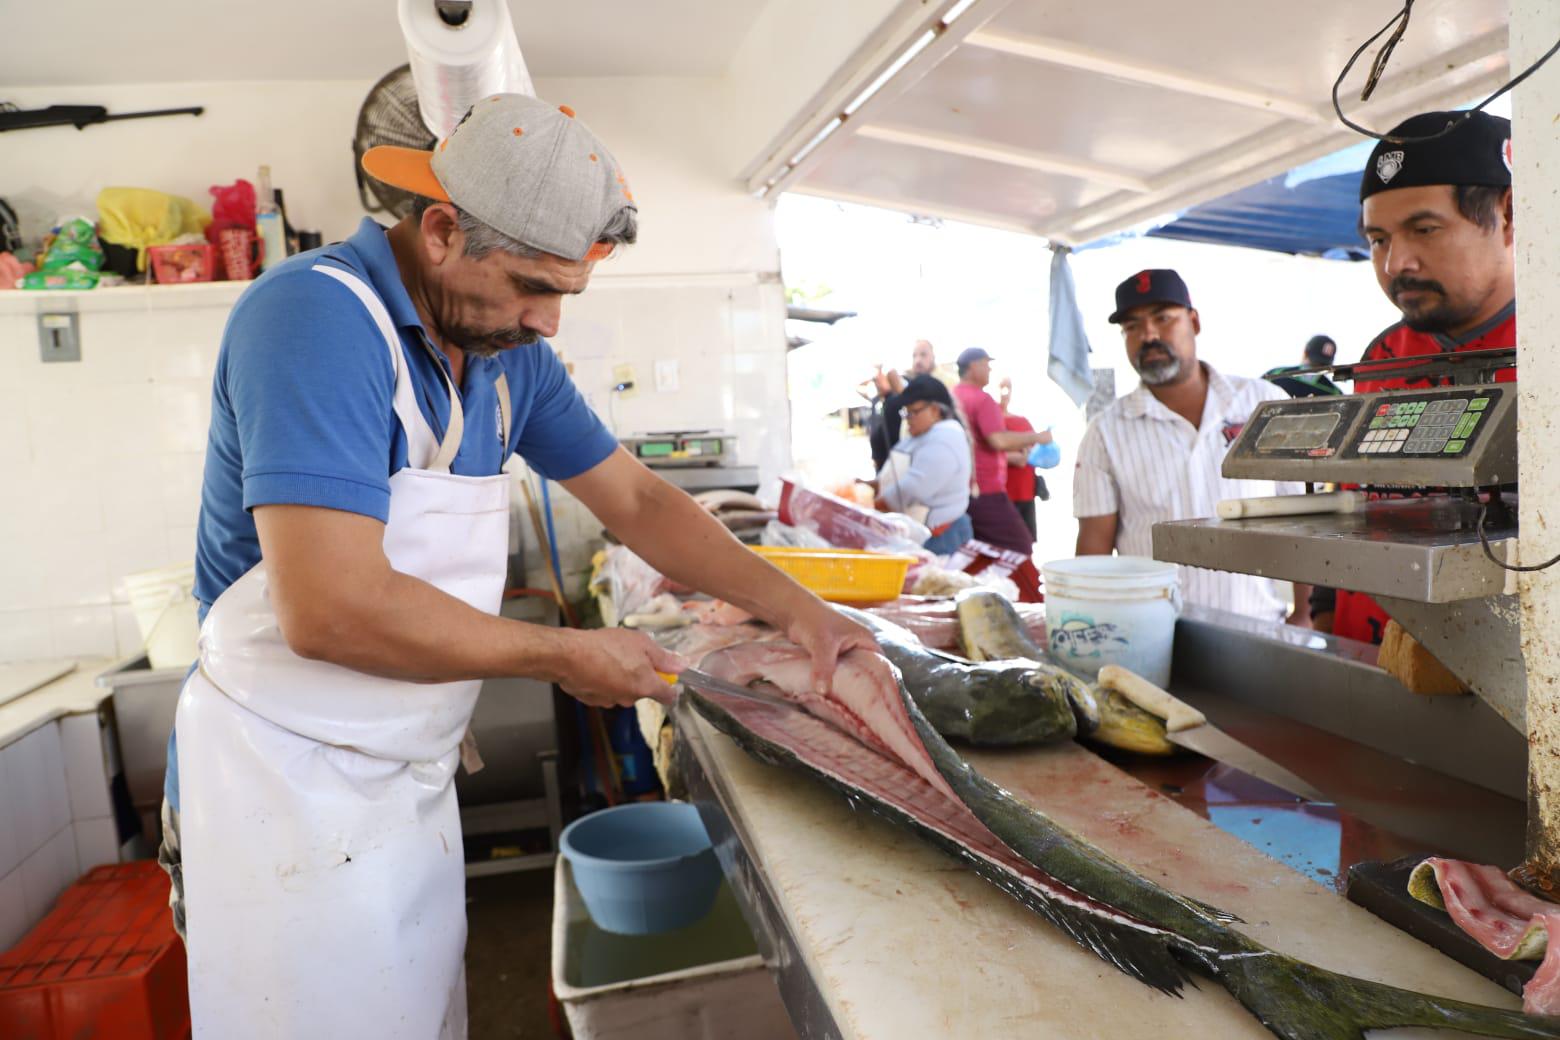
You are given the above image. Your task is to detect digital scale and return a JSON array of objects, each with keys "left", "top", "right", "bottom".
[
  {"left": 1153, "top": 348, "right": 1525, "bottom": 729},
  {"left": 620, "top": 429, "right": 759, "bottom": 492},
  {"left": 622, "top": 429, "right": 737, "bottom": 468},
  {"left": 1223, "top": 383, "right": 1515, "bottom": 487}
]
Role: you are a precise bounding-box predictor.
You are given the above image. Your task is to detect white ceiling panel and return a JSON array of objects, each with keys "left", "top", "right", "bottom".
[
  {"left": 0, "top": 1, "right": 772, "bottom": 85},
  {"left": 763, "top": 0, "right": 1513, "bottom": 244},
  {"left": 987, "top": 0, "right": 1507, "bottom": 105},
  {"left": 878, "top": 45, "right": 1281, "bottom": 176},
  {"left": 801, "top": 134, "right": 1111, "bottom": 233}
]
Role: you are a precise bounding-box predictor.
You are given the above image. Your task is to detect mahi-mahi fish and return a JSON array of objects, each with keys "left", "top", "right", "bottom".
[
  {"left": 839, "top": 604, "right": 1089, "bottom": 745},
  {"left": 954, "top": 588, "right": 1176, "bottom": 755},
  {"left": 685, "top": 641, "right": 1560, "bottom": 1039}
]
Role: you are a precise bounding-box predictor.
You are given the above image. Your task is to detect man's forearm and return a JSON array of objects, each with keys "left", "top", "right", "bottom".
[
  {"left": 277, "top": 564, "right": 579, "bottom": 684},
  {"left": 987, "top": 429, "right": 1047, "bottom": 451}
]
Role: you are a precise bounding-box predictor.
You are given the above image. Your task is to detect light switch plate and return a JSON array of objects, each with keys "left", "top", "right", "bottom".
[
  {"left": 38, "top": 311, "right": 80, "bottom": 363},
  {"left": 654, "top": 359, "right": 680, "bottom": 393}
]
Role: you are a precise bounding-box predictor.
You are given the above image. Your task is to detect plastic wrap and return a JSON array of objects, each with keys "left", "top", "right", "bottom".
[
  {"left": 398, "top": 0, "right": 534, "bottom": 139},
  {"left": 778, "top": 478, "right": 931, "bottom": 553},
  {"left": 590, "top": 545, "right": 669, "bottom": 621},
  {"left": 760, "top": 520, "right": 832, "bottom": 550}
]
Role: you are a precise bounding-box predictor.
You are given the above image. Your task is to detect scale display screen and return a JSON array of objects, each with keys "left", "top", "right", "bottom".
[
  {"left": 1255, "top": 412, "right": 1341, "bottom": 452},
  {"left": 685, "top": 438, "right": 722, "bottom": 456},
  {"left": 637, "top": 441, "right": 676, "bottom": 458}
]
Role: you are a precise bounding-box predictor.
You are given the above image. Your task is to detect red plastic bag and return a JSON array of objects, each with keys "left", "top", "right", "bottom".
[{"left": 205, "top": 180, "right": 256, "bottom": 243}]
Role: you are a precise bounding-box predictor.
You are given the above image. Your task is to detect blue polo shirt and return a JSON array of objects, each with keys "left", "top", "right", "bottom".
[{"left": 167, "top": 218, "right": 617, "bottom": 810}]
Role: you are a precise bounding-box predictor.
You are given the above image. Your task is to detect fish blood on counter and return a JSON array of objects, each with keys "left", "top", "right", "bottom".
[{"left": 686, "top": 638, "right": 1560, "bottom": 1038}]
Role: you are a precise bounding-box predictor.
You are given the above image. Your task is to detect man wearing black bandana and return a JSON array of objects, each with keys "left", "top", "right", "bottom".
[{"left": 1312, "top": 110, "right": 1516, "bottom": 646}]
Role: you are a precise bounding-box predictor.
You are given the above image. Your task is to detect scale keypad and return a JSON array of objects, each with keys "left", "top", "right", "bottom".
[{"left": 1358, "top": 398, "right": 1484, "bottom": 455}]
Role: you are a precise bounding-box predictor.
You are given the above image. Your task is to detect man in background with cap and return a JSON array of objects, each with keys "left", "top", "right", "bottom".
[
  {"left": 163, "top": 94, "right": 873, "bottom": 1039},
  {"left": 1265, "top": 335, "right": 1343, "bottom": 397},
  {"left": 953, "top": 347, "right": 1052, "bottom": 554},
  {"left": 1073, "top": 269, "right": 1311, "bottom": 625},
  {"left": 1311, "top": 110, "right": 1515, "bottom": 658},
  {"left": 868, "top": 338, "right": 957, "bottom": 471}
]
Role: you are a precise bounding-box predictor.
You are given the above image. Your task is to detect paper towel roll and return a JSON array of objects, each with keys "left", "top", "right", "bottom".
[{"left": 398, "top": 0, "right": 535, "bottom": 139}]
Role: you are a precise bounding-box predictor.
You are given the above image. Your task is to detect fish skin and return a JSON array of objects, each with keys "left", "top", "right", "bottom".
[
  {"left": 953, "top": 589, "right": 1174, "bottom": 755},
  {"left": 689, "top": 641, "right": 1560, "bottom": 1040},
  {"left": 839, "top": 605, "right": 1078, "bottom": 746}
]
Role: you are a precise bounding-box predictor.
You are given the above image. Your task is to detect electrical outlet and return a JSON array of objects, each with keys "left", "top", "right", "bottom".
[
  {"left": 654, "top": 359, "right": 679, "bottom": 393},
  {"left": 37, "top": 311, "right": 80, "bottom": 363},
  {"left": 611, "top": 363, "right": 638, "bottom": 400}
]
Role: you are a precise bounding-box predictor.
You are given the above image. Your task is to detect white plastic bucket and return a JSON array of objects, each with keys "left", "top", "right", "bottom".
[
  {"left": 1042, "top": 556, "right": 1181, "bottom": 687},
  {"left": 123, "top": 563, "right": 199, "bottom": 670}
]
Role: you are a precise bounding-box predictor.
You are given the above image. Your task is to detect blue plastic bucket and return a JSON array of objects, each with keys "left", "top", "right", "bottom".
[{"left": 560, "top": 802, "right": 724, "bottom": 935}]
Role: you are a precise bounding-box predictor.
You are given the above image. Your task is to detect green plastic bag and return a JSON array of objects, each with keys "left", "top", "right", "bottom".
[{"left": 40, "top": 218, "right": 105, "bottom": 272}]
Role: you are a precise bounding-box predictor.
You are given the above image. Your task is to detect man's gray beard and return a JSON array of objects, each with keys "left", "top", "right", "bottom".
[
  {"left": 1137, "top": 356, "right": 1181, "bottom": 386},
  {"left": 455, "top": 329, "right": 540, "bottom": 358}
]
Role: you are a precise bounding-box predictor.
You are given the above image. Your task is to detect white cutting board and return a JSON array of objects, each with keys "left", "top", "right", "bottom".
[
  {"left": 0, "top": 661, "right": 76, "bottom": 710},
  {"left": 689, "top": 717, "right": 1523, "bottom": 1040}
]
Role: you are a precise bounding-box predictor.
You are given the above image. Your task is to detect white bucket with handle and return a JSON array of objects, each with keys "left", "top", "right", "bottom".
[
  {"left": 1041, "top": 556, "right": 1181, "bottom": 687},
  {"left": 124, "top": 563, "right": 200, "bottom": 670}
]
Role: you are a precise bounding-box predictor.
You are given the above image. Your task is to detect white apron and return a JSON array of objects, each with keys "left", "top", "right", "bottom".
[{"left": 176, "top": 261, "right": 512, "bottom": 1039}]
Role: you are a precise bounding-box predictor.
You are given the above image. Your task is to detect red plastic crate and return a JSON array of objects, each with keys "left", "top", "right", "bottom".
[{"left": 0, "top": 861, "right": 188, "bottom": 1040}]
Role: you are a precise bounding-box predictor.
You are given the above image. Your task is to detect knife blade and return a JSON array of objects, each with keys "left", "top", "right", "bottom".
[
  {"left": 1097, "top": 665, "right": 1329, "bottom": 803},
  {"left": 657, "top": 669, "right": 801, "bottom": 711}
]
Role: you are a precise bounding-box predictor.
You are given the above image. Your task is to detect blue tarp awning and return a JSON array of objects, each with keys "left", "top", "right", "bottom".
[
  {"left": 1144, "top": 170, "right": 1368, "bottom": 260},
  {"left": 1104, "top": 141, "right": 1377, "bottom": 261}
]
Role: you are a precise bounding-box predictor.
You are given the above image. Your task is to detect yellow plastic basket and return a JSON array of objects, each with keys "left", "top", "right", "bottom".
[{"left": 751, "top": 546, "right": 917, "bottom": 604}]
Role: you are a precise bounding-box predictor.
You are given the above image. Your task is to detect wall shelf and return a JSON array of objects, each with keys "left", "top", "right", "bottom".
[{"left": 0, "top": 280, "right": 252, "bottom": 315}]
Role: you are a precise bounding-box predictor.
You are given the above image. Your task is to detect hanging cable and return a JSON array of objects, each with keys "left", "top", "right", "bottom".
[
  {"left": 1477, "top": 501, "right": 1560, "bottom": 573},
  {"left": 1332, "top": 0, "right": 1560, "bottom": 143}
]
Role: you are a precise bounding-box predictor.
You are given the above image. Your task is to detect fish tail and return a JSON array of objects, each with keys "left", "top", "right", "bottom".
[{"left": 1212, "top": 950, "right": 1560, "bottom": 1040}]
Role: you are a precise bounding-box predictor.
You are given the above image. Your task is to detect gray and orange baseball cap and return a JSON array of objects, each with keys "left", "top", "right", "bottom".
[{"left": 362, "top": 93, "right": 635, "bottom": 262}]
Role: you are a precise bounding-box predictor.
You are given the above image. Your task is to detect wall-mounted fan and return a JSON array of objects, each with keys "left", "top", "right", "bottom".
[{"left": 352, "top": 64, "right": 436, "bottom": 219}]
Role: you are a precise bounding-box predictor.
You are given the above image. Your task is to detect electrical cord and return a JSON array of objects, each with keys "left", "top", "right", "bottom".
[
  {"left": 1477, "top": 501, "right": 1560, "bottom": 573},
  {"left": 1332, "top": 0, "right": 1560, "bottom": 144}
]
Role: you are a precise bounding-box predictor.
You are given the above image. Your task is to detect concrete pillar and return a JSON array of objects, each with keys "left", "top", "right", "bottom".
[{"left": 1512, "top": 0, "right": 1560, "bottom": 887}]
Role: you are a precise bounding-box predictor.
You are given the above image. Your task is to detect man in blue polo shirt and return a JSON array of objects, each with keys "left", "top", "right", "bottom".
[{"left": 164, "top": 94, "right": 874, "bottom": 1039}]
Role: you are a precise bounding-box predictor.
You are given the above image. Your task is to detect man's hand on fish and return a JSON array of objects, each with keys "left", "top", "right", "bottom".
[
  {"left": 782, "top": 602, "right": 880, "bottom": 694},
  {"left": 556, "top": 628, "right": 689, "bottom": 708}
]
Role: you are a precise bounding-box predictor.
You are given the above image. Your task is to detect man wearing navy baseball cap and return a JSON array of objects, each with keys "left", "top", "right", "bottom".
[
  {"left": 1312, "top": 110, "right": 1515, "bottom": 656},
  {"left": 1073, "top": 268, "right": 1311, "bottom": 625}
]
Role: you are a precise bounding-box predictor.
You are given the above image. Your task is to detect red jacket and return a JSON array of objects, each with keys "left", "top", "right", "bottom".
[{"left": 1329, "top": 303, "right": 1516, "bottom": 644}]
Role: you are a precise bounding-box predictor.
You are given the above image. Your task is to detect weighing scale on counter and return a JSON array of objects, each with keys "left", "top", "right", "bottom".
[
  {"left": 620, "top": 429, "right": 760, "bottom": 493},
  {"left": 1154, "top": 347, "right": 1523, "bottom": 729}
]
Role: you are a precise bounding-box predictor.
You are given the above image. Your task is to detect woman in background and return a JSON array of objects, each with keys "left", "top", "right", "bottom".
[{"left": 874, "top": 374, "right": 973, "bottom": 555}]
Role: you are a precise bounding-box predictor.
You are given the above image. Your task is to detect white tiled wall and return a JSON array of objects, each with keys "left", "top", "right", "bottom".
[
  {"left": 0, "top": 294, "right": 227, "bottom": 665},
  {"left": 0, "top": 722, "right": 80, "bottom": 949},
  {"left": 0, "top": 275, "right": 790, "bottom": 664}
]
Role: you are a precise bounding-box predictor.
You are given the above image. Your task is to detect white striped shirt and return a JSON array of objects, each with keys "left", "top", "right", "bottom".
[{"left": 1072, "top": 364, "right": 1301, "bottom": 622}]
